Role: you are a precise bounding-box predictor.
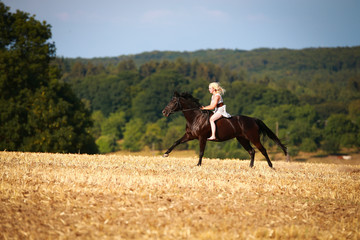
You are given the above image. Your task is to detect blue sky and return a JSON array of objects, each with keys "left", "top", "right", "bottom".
[{"left": 4, "top": 0, "right": 360, "bottom": 58}]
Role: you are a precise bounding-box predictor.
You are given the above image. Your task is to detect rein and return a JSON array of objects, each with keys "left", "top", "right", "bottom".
[
  {"left": 169, "top": 97, "right": 202, "bottom": 114},
  {"left": 182, "top": 107, "right": 202, "bottom": 112}
]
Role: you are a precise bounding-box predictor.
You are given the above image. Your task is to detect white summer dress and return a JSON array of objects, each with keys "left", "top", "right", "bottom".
[{"left": 212, "top": 93, "right": 231, "bottom": 118}]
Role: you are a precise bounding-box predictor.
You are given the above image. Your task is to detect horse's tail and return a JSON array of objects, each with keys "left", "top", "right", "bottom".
[{"left": 255, "top": 118, "right": 287, "bottom": 156}]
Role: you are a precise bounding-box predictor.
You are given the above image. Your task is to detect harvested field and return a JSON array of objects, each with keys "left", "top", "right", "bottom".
[{"left": 1, "top": 151, "right": 359, "bottom": 239}]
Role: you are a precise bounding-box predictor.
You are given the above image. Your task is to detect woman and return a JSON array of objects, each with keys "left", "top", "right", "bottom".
[{"left": 201, "top": 82, "right": 231, "bottom": 140}]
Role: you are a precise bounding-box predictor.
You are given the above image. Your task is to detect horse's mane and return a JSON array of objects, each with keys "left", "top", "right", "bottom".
[
  {"left": 179, "top": 92, "right": 202, "bottom": 108},
  {"left": 178, "top": 92, "right": 211, "bottom": 131}
]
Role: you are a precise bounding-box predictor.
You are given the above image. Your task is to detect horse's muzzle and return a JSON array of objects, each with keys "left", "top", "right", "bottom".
[{"left": 162, "top": 109, "right": 170, "bottom": 117}]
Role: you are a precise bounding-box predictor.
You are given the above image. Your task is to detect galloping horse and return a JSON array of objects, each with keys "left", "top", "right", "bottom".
[{"left": 162, "top": 92, "right": 287, "bottom": 168}]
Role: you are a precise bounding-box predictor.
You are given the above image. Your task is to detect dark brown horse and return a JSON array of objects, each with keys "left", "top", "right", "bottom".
[{"left": 162, "top": 92, "right": 287, "bottom": 168}]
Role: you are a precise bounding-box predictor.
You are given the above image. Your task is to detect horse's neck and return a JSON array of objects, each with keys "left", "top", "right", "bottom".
[
  {"left": 180, "top": 100, "right": 200, "bottom": 123},
  {"left": 182, "top": 109, "right": 198, "bottom": 124}
]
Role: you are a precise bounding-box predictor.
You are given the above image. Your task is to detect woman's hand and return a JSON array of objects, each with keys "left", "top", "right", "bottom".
[{"left": 202, "top": 95, "right": 220, "bottom": 110}]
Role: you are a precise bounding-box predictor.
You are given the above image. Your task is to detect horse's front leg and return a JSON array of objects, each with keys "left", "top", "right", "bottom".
[
  {"left": 196, "top": 137, "right": 207, "bottom": 166},
  {"left": 163, "top": 134, "right": 191, "bottom": 157}
]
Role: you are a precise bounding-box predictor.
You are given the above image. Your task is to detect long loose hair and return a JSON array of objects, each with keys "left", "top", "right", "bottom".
[{"left": 209, "top": 82, "right": 226, "bottom": 95}]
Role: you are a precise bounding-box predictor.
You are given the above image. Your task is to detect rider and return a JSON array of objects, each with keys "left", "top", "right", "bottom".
[{"left": 201, "top": 82, "right": 231, "bottom": 140}]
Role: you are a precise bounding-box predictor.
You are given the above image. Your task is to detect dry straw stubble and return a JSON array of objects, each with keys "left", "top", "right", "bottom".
[{"left": 0, "top": 151, "right": 359, "bottom": 239}]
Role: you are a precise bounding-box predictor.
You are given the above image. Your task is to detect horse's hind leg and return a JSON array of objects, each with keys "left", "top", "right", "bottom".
[
  {"left": 245, "top": 131, "right": 273, "bottom": 168},
  {"left": 254, "top": 142, "right": 273, "bottom": 168},
  {"left": 237, "top": 137, "right": 255, "bottom": 168}
]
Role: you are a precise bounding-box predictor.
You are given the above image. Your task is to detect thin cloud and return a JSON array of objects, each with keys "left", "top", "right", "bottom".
[
  {"left": 56, "top": 12, "right": 70, "bottom": 22},
  {"left": 205, "top": 9, "right": 228, "bottom": 19},
  {"left": 141, "top": 9, "right": 173, "bottom": 23},
  {"left": 195, "top": 6, "right": 229, "bottom": 22}
]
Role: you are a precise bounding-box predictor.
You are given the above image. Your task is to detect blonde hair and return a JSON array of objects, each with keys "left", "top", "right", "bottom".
[{"left": 209, "top": 82, "right": 226, "bottom": 95}]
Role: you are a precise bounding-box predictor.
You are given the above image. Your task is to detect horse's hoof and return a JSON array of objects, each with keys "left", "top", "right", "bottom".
[
  {"left": 163, "top": 153, "right": 169, "bottom": 157},
  {"left": 196, "top": 163, "right": 201, "bottom": 166}
]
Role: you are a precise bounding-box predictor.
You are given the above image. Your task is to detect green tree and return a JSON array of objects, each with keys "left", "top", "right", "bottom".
[
  {"left": 91, "top": 110, "right": 106, "bottom": 139},
  {"left": 0, "top": 3, "right": 97, "bottom": 153},
  {"left": 349, "top": 99, "right": 360, "bottom": 126},
  {"left": 122, "top": 118, "right": 145, "bottom": 151},
  {"left": 142, "top": 122, "right": 163, "bottom": 150},
  {"left": 70, "top": 71, "right": 139, "bottom": 116},
  {"left": 101, "top": 110, "right": 126, "bottom": 139},
  {"left": 323, "top": 114, "right": 359, "bottom": 152},
  {"left": 131, "top": 69, "right": 189, "bottom": 122},
  {"left": 226, "top": 81, "right": 299, "bottom": 115},
  {"left": 117, "top": 59, "right": 137, "bottom": 72},
  {"left": 96, "top": 135, "right": 117, "bottom": 154}
]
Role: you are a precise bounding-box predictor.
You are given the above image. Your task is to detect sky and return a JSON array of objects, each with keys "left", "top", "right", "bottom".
[{"left": 3, "top": 0, "right": 360, "bottom": 58}]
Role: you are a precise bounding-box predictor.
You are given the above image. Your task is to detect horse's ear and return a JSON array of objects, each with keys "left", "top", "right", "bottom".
[{"left": 174, "top": 91, "right": 180, "bottom": 97}]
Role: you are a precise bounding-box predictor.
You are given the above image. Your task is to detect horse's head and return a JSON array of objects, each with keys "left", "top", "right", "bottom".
[
  {"left": 162, "top": 92, "right": 182, "bottom": 117},
  {"left": 162, "top": 92, "right": 202, "bottom": 117}
]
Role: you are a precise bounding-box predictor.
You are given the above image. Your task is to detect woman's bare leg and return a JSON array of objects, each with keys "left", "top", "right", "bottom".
[{"left": 208, "top": 112, "right": 222, "bottom": 140}]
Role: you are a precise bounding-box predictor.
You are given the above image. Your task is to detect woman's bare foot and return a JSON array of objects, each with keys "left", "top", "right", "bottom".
[{"left": 207, "top": 136, "right": 217, "bottom": 141}]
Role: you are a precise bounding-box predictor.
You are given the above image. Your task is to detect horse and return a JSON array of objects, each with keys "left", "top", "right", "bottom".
[{"left": 162, "top": 92, "right": 288, "bottom": 168}]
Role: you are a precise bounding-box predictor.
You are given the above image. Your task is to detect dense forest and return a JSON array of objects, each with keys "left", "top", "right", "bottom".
[
  {"left": 55, "top": 47, "right": 360, "bottom": 158},
  {"left": 1, "top": 2, "right": 359, "bottom": 158}
]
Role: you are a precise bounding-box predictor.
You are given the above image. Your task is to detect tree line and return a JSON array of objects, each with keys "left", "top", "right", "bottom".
[{"left": 57, "top": 51, "right": 359, "bottom": 157}]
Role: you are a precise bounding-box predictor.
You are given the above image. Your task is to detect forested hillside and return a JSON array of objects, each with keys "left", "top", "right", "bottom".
[{"left": 55, "top": 47, "right": 360, "bottom": 157}]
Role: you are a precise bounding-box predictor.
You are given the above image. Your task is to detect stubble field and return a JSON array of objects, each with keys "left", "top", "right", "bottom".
[{"left": 1, "top": 151, "right": 359, "bottom": 239}]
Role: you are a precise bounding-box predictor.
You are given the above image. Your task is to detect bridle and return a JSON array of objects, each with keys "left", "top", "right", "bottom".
[{"left": 167, "top": 97, "right": 201, "bottom": 114}]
